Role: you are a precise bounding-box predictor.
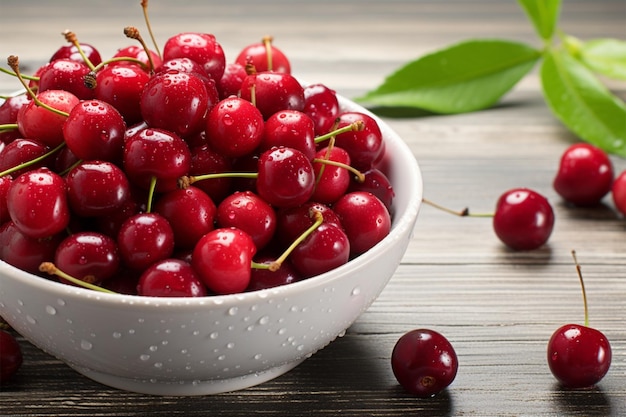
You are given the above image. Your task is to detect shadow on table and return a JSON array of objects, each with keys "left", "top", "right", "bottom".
[{"left": 551, "top": 383, "right": 613, "bottom": 416}]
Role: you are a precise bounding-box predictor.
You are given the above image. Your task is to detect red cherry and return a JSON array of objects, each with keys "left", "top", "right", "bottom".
[
  {"left": 188, "top": 143, "right": 233, "bottom": 203},
  {"left": 217, "top": 62, "right": 247, "bottom": 99},
  {"left": 63, "top": 99, "right": 126, "bottom": 162},
  {"left": 7, "top": 168, "right": 70, "bottom": 239},
  {"left": 247, "top": 252, "right": 301, "bottom": 291},
  {"left": 303, "top": 83, "right": 340, "bottom": 135},
  {"left": 54, "top": 231, "right": 120, "bottom": 285},
  {"left": 333, "top": 111, "right": 384, "bottom": 171},
  {"left": 348, "top": 168, "right": 395, "bottom": 213},
  {"left": 333, "top": 191, "right": 391, "bottom": 256},
  {"left": 0, "top": 329, "right": 23, "bottom": 384},
  {"left": 275, "top": 202, "right": 343, "bottom": 248},
  {"left": 261, "top": 110, "right": 316, "bottom": 160},
  {"left": 0, "top": 221, "right": 63, "bottom": 274},
  {"left": 240, "top": 71, "right": 305, "bottom": 119},
  {"left": 0, "top": 176, "right": 12, "bottom": 224},
  {"left": 553, "top": 143, "right": 614, "bottom": 206},
  {"left": 0, "top": 138, "right": 51, "bottom": 178},
  {"left": 162, "top": 32, "right": 226, "bottom": 81},
  {"left": 191, "top": 227, "right": 256, "bottom": 294},
  {"left": 137, "top": 258, "right": 207, "bottom": 297},
  {"left": 38, "top": 58, "right": 95, "bottom": 100},
  {"left": 492, "top": 188, "right": 554, "bottom": 251},
  {"left": 547, "top": 324, "right": 612, "bottom": 388},
  {"left": 611, "top": 170, "right": 626, "bottom": 216},
  {"left": 0, "top": 94, "right": 30, "bottom": 144},
  {"left": 256, "top": 147, "right": 316, "bottom": 208},
  {"left": 391, "top": 329, "right": 458, "bottom": 398},
  {"left": 112, "top": 45, "right": 162, "bottom": 71},
  {"left": 290, "top": 222, "right": 350, "bottom": 278},
  {"left": 49, "top": 42, "right": 102, "bottom": 66},
  {"left": 235, "top": 39, "right": 291, "bottom": 73},
  {"left": 94, "top": 64, "right": 151, "bottom": 125},
  {"left": 312, "top": 146, "right": 352, "bottom": 204},
  {"left": 117, "top": 212, "right": 175, "bottom": 271}
]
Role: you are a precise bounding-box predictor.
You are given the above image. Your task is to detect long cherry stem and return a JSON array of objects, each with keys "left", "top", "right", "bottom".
[
  {"left": 314, "top": 121, "right": 364, "bottom": 144},
  {"left": 140, "top": 0, "right": 162, "bottom": 59},
  {"left": 0, "top": 142, "right": 66, "bottom": 178},
  {"left": 39, "top": 262, "right": 117, "bottom": 294},
  {"left": 62, "top": 30, "right": 96, "bottom": 71},
  {"left": 421, "top": 197, "right": 493, "bottom": 218},
  {"left": 262, "top": 35, "right": 273, "bottom": 71},
  {"left": 571, "top": 250, "right": 589, "bottom": 327},
  {"left": 178, "top": 172, "right": 258, "bottom": 189}
]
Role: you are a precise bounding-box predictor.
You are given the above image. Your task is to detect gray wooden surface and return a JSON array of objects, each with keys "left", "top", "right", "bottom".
[{"left": 1, "top": 1, "right": 625, "bottom": 416}]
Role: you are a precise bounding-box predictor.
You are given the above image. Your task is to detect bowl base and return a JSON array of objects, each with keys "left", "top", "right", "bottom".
[{"left": 70, "top": 360, "right": 305, "bottom": 396}]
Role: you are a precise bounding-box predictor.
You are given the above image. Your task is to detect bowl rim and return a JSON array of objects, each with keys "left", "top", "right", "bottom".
[{"left": 0, "top": 92, "right": 423, "bottom": 308}]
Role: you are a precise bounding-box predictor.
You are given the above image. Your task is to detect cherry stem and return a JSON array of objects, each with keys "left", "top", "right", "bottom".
[
  {"left": 0, "top": 66, "right": 39, "bottom": 81},
  {"left": 140, "top": 0, "right": 162, "bottom": 59},
  {"left": 421, "top": 197, "right": 493, "bottom": 217},
  {"left": 315, "top": 136, "right": 335, "bottom": 185},
  {"left": 313, "top": 157, "right": 365, "bottom": 183},
  {"left": 124, "top": 26, "right": 156, "bottom": 73},
  {"left": 6, "top": 55, "right": 70, "bottom": 118},
  {"left": 571, "top": 250, "right": 589, "bottom": 327},
  {"left": 62, "top": 30, "right": 96, "bottom": 71},
  {"left": 39, "top": 262, "right": 117, "bottom": 294},
  {"left": 262, "top": 35, "right": 273, "bottom": 72},
  {"left": 314, "top": 120, "right": 364, "bottom": 144},
  {"left": 0, "top": 123, "right": 19, "bottom": 132},
  {"left": 146, "top": 175, "right": 158, "bottom": 213},
  {"left": 0, "top": 142, "right": 66, "bottom": 178},
  {"left": 254, "top": 209, "right": 325, "bottom": 272},
  {"left": 178, "top": 172, "right": 258, "bottom": 189}
]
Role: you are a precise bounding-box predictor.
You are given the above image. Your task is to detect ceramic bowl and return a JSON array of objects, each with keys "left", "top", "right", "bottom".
[{"left": 0, "top": 94, "right": 422, "bottom": 396}]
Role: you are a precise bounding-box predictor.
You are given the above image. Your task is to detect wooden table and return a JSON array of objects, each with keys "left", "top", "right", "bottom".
[{"left": 1, "top": 1, "right": 624, "bottom": 415}]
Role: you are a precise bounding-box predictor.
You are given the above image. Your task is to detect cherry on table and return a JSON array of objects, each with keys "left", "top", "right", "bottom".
[
  {"left": 611, "top": 170, "right": 626, "bottom": 216},
  {"left": 0, "top": 329, "right": 23, "bottom": 384},
  {"left": 391, "top": 328, "right": 458, "bottom": 398}
]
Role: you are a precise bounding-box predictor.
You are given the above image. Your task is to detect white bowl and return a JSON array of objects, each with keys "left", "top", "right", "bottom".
[{"left": 0, "top": 94, "right": 422, "bottom": 396}]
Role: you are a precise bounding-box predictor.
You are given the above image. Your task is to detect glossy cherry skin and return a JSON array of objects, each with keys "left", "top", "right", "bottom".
[
  {"left": 333, "top": 191, "right": 391, "bottom": 256},
  {"left": 303, "top": 83, "right": 340, "bottom": 135},
  {"left": 205, "top": 96, "right": 265, "bottom": 158},
  {"left": 348, "top": 168, "right": 395, "bottom": 214},
  {"left": 123, "top": 127, "right": 192, "bottom": 193},
  {"left": 333, "top": 111, "right": 384, "bottom": 171},
  {"left": 112, "top": 45, "right": 162, "bottom": 71},
  {"left": 154, "top": 186, "right": 217, "bottom": 250},
  {"left": 275, "top": 202, "right": 343, "bottom": 248},
  {"left": 240, "top": 71, "right": 305, "bottom": 120},
  {"left": 492, "top": 188, "right": 555, "bottom": 251},
  {"left": 38, "top": 58, "right": 95, "bottom": 100},
  {"left": 63, "top": 99, "right": 126, "bottom": 162},
  {"left": 256, "top": 147, "right": 316, "bottom": 208},
  {"left": 94, "top": 64, "right": 151, "bottom": 125},
  {"left": 191, "top": 227, "right": 256, "bottom": 294},
  {"left": 162, "top": 32, "right": 226, "bottom": 82},
  {"left": 140, "top": 70, "right": 211, "bottom": 138},
  {"left": 17, "top": 89, "right": 80, "bottom": 147},
  {"left": 188, "top": 143, "right": 233, "bottom": 203},
  {"left": 50, "top": 42, "right": 102, "bottom": 66},
  {"left": 547, "top": 324, "right": 611, "bottom": 388},
  {"left": 391, "top": 329, "right": 458, "bottom": 398},
  {"left": 612, "top": 170, "right": 626, "bottom": 216},
  {"left": 7, "top": 168, "right": 70, "bottom": 239},
  {"left": 261, "top": 110, "right": 316, "bottom": 160},
  {"left": 137, "top": 258, "right": 207, "bottom": 297},
  {"left": 0, "top": 221, "right": 63, "bottom": 274},
  {"left": 217, "top": 62, "right": 247, "bottom": 99},
  {"left": 553, "top": 143, "right": 614, "bottom": 206},
  {"left": 0, "top": 138, "right": 51, "bottom": 178},
  {"left": 54, "top": 231, "right": 120, "bottom": 285},
  {"left": 312, "top": 146, "right": 352, "bottom": 204},
  {"left": 235, "top": 41, "right": 291, "bottom": 73},
  {"left": 0, "top": 176, "right": 12, "bottom": 224},
  {"left": 117, "top": 213, "right": 175, "bottom": 271},
  {"left": 0, "top": 94, "right": 30, "bottom": 144},
  {"left": 65, "top": 160, "right": 130, "bottom": 217},
  {"left": 216, "top": 190, "right": 277, "bottom": 251},
  {"left": 0, "top": 329, "right": 23, "bottom": 384},
  {"left": 290, "top": 222, "right": 350, "bottom": 278},
  {"left": 247, "top": 253, "right": 301, "bottom": 291}
]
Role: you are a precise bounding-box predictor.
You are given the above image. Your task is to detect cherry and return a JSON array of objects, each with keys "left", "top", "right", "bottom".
[
  {"left": 260, "top": 109, "right": 316, "bottom": 160},
  {"left": 303, "top": 83, "right": 340, "bottom": 135},
  {"left": 191, "top": 227, "right": 256, "bottom": 294},
  {"left": 0, "top": 221, "right": 63, "bottom": 274},
  {"left": 63, "top": 99, "right": 126, "bottom": 162},
  {"left": 0, "top": 175, "right": 12, "bottom": 224},
  {"left": 0, "top": 329, "right": 23, "bottom": 384},
  {"left": 217, "top": 62, "right": 247, "bottom": 99},
  {"left": 547, "top": 251, "right": 612, "bottom": 388},
  {"left": 123, "top": 127, "right": 192, "bottom": 193},
  {"left": 216, "top": 190, "right": 277, "bottom": 251},
  {"left": 117, "top": 212, "right": 175, "bottom": 271},
  {"left": 154, "top": 186, "right": 217, "bottom": 250},
  {"left": 17, "top": 89, "right": 79, "bottom": 147},
  {"left": 65, "top": 160, "right": 131, "bottom": 217},
  {"left": 333, "top": 112, "right": 384, "bottom": 171},
  {"left": 391, "top": 329, "right": 458, "bottom": 398},
  {"left": 312, "top": 145, "right": 352, "bottom": 204},
  {"left": 94, "top": 64, "right": 151, "bottom": 125},
  {"left": 112, "top": 45, "right": 162, "bottom": 71},
  {"left": 553, "top": 143, "right": 614, "bottom": 206},
  {"left": 290, "top": 222, "right": 350, "bottom": 278},
  {"left": 247, "top": 252, "right": 301, "bottom": 291},
  {"left": 54, "top": 231, "right": 120, "bottom": 285},
  {"left": 50, "top": 42, "right": 102, "bottom": 66},
  {"left": 0, "top": 94, "right": 30, "bottom": 145},
  {"left": 137, "top": 258, "right": 207, "bottom": 297},
  {"left": 348, "top": 168, "right": 395, "bottom": 213},
  {"left": 38, "top": 58, "right": 95, "bottom": 100},
  {"left": 162, "top": 32, "right": 226, "bottom": 82},
  {"left": 140, "top": 69, "right": 212, "bottom": 138},
  {"left": 235, "top": 36, "right": 291, "bottom": 73},
  {"left": 188, "top": 143, "right": 233, "bottom": 203},
  {"left": 205, "top": 96, "right": 265, "bottom": 158},
  {"left": 0, "top": 138, "right": 51, "bottom": 178},
  {"left": 256, "top": 146, "right": 316, "bottom": 208},
  {"left": 333, "top": 191, "right": 391, "bottom": 256},
  {"left": 492, "top": 188, "right": 554, "bottom": 251},
  {"left": 275, "top": 202, "right": 343, "bottom": 248},
  {"left": 7, "top": 167, "right": 70, "bottom": 239},
  {"left": 240, "top": 71, "right": 305, "bottom": 120},
  {"left": 611, "top": 170, "right": 626, "bottom": 216},
  {"left": 156, "top": 57, "right": 208, "bottom": 77}
]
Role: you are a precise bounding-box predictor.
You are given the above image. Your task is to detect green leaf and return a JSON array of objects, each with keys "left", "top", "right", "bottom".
[
  {"left": 355, "top": 39, "right": 541, "bottom": 114},
  {"left": 540, "top": 49, "right": 626, "bottom": 157},
  {"left": 517, "top": 0, "right": 561, "bottom": 41},
  {"left": 579, "top": 38, "right": 626, "bottom": 80}
]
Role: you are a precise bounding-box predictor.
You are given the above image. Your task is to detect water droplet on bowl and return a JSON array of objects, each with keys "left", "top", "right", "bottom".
[
  {"left": 26, "top": 315, "right": 36, "bottom": 324},
  {"left": 80, "top": 340, "right": 93, "bottom": 350},
  {"left": 210, "top": 332, "right": 219, "bottom": 339},
  {"left": 45, "top": 305, "right": 57, "bottom": 315},
  {"left": 351, "top": 287, "right": 361, "bottom": 296},
  {"left": 140, "top": 354, "right": 151, "bottom": 361},
  {"left": 228, "top": 307, "right": 238, "bottom": 316},
  {"left": 112, "top": 332, "right": 122, "bottom": 339}
]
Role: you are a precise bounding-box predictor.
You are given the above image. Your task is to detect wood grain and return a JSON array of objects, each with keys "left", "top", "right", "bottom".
[{"left": 1, "top": 1, "right": 625, "bottom": 416}]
